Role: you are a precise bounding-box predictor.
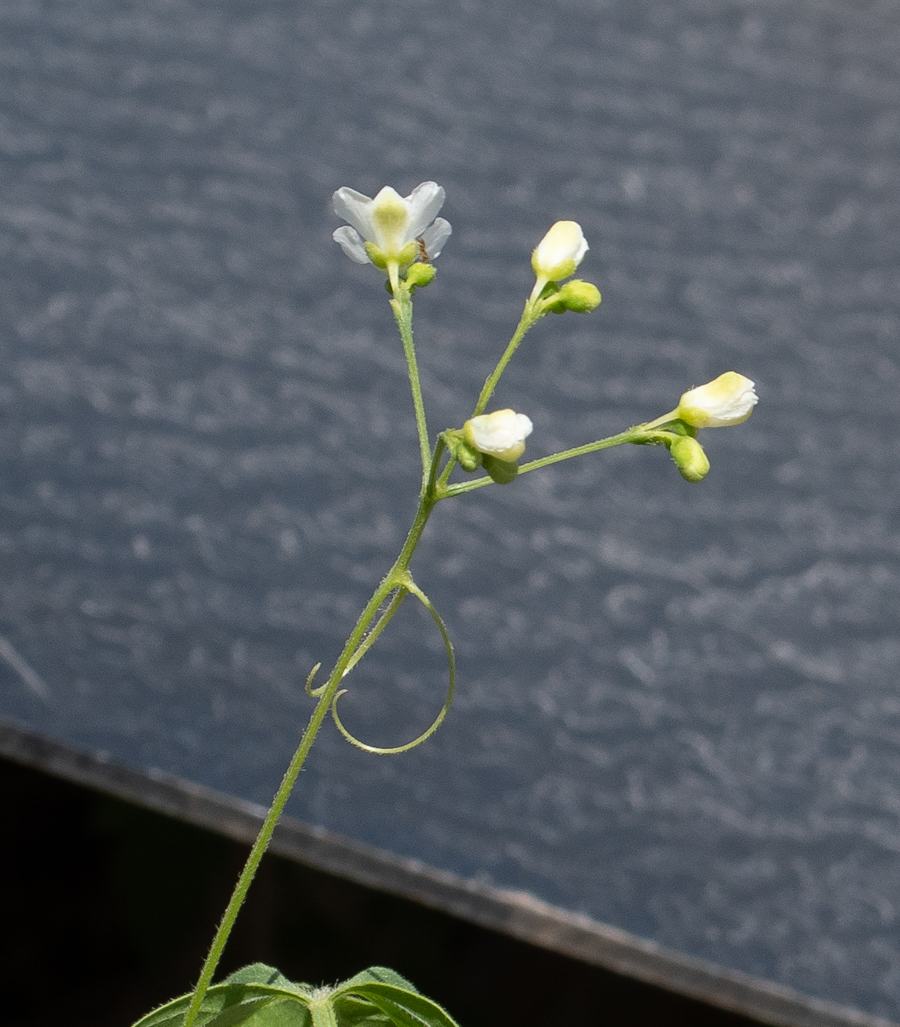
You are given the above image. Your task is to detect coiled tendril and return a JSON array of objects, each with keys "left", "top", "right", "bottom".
[{"left": 315, "top": 578, "right": 456, "bottom": 755}]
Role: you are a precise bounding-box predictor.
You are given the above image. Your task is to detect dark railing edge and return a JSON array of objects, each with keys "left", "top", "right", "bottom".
[{"left": 0, "top": 716, "right": 894, "bottom": 1027}]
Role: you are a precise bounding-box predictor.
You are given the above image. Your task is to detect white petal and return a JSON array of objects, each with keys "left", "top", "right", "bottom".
[
  {"left": 419, "top": 218, "right": 452, "bottom": 260},
  {"left": 332, "top": 187, "right": 377, "bottom": 239},
  {"left": 465, "top": 410, "right": 533, "bottom": 454},
  {"left": 332, "top": 226, "right": 371, "bottom": 264},
  {"left": 405, "top": 182, "right": 446, "bottom": 239}
]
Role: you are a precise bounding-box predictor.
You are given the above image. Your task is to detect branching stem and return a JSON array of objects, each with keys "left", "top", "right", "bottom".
[{"left": 181, "top": 278, "right": 642, "bottom": 1027}]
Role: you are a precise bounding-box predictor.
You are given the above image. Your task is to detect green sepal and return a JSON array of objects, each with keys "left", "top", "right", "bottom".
[
  {"left": 364, "top": 242, "right": 389, "bottom": 269},
  {"left": 531, "top": 254, "right": 576, "bottom": 282},
  {"left": 482, "top": 454, "right": 519, "bottom": 484},
  {"left": 442, "top": 429, "right": 483, "bottom": 473},
  {"left": 662, "top": 419, "right": 698, "bottom": 438},
  {"left": 396, "top": 240, "right": 419, "bottom": 267},
  {"left": 633, "top": 420, "right": 698, "bottom": 445}
]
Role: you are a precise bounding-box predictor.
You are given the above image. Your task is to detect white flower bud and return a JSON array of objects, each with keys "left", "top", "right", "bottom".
[
  {"left": 531, "top": 221, "right": 588, "bottom": 287},
  {"left": 676, "top": 372, "right": 758, "bottom": 428},
  {"left": 464, "top": 409, "right": 534, "bottom": 463}
]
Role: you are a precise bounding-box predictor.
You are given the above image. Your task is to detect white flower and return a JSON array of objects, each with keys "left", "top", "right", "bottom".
[
  {"left": 676, "top": 372, "right": 758, "bottom": 427},
  {"left": 464, "top": 409, "right": 534, "bottom": 462},
  {"left": 531, "top": 221, "right": 588, "bottom": 299},
  {"left": 332, "top": 182, "right": 452, "bottom": 268}
]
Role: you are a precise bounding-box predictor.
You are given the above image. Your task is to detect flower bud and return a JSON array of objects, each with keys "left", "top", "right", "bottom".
[
  {"left": 405, "top": 262, "right": 437, "bottom": 289},
  {"left": 544, "top": 280, "right": 602, "bottom": 314},
  {"left": 668, "top": 435, "right": 710, "bottom": 482},
  {"left": 531, "top": 221, "right": 588, "bottom": 285},
  {"left": 464, "top": 409, "right": 534, "bottom": 463},
  {"left": 676, "top": 372, "right": 758, "bottom": 428}
]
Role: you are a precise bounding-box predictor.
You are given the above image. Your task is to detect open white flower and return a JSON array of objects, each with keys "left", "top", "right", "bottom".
[
  {"left": 530, "top": 221, "right": 588, "bottom": 300},
  {"left": 332, "top": 182, "right": 452, "bottom": 269},
  {"left": 464, "top": 409, "right": 534, "bottom": 463},
  {"left": 676, "top": 372, "right": 758, "bottom": 428}
]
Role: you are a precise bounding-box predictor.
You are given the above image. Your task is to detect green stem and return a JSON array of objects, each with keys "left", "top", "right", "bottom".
[
  {"left": 440, "top": 425, "right": 663, "bottom": 499},
  {"left": 470, "top": 301, "right": 539, "bottom": 417},
  {"left": 181, "top": 587, "right": 394, "bottom": 1026},
  {"left": 391, "top": 284, "right": 431, "bottom": 487},
  {"left": 431, "top": 301, "right": 540, "bottom": 495},
  {"left": 181, "top": 460, "right": 442, "bottom": 1027}
]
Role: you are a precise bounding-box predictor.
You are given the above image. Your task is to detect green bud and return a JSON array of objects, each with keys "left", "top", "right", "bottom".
[
  {"left": 539, "top": 280, "right": 602, "bottom": 315},
  {"left": 482, "top": 454, "right": 519, "bottom": 485},
  {"left": 669, "top": 435, "right": 710, "bottom": 482},
  {"left": 555, "top": 280, "right": 601, "bottom": 313},
  {"left": 405, "top": 262, "right": 437, "bottom": 289}
]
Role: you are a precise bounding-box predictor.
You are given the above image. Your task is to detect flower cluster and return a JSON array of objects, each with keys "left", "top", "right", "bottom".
[{"left": 332, "top": 182, "right": 757, "bottom": 487}]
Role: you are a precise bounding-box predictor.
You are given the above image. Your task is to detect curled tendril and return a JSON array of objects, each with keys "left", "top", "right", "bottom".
[
  {"left": 330, "top": 578, "right": 456, "bottom": 755},
  {"left": 305, "top": 662, "right": 325, "bottom": 697},
  {"left": 306, "top": 590, "right": 406, "bottom": 699},
  {"left": 342, "top": 588, "right": 407, "bottom": 680}
]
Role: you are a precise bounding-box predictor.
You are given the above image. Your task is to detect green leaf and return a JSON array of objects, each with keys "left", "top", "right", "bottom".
[
  {"left": 132, "top": 967, "right": 458, "bottom": 1027},
  {"left": 338, "top": 968, "right": 419, "bottom": 993},
  {"left": 131, "top": 983, "right": 312, "bottom": 1027},
  {"left": 332, "top": 981, "right": 460, "bottom": 1027},
  {"left": 226, "top": 964, "right": 312, "bottom": 996},
  {"left": 322, "top": 994, "right": 392, "bottom": 1027}
]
